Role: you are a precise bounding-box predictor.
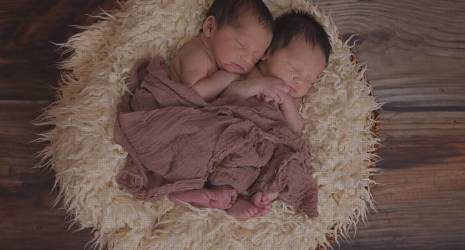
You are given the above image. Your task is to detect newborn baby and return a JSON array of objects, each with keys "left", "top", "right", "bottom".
[
  {"left": 169, "top": 0, "right": 273, "bottom": 101},
  {"left": 222, "top": 11, "right": 332, "bottom": 219},
  {"left": 168, "top": 0, "right": 274, "bottom": 214}
]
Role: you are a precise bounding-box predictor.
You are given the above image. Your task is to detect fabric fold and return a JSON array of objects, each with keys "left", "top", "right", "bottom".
[{"left": 114, "top": 56, "right": 318, "bottom": 217}]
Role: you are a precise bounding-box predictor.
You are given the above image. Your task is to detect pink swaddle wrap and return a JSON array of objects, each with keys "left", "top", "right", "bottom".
[{"left": 114, "top": 57, "right": 318, "bottom": 217}]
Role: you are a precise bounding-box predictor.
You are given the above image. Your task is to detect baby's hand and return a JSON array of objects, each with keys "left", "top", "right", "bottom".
[
  {"left": 255, "top": 77, "right": 290, "bottom": 104},
  {"left": 278, "top": 93, "right": 304, "bottom": 132},
  {"left": 278, "top": 92, "right": 297, "bottom": 112}
]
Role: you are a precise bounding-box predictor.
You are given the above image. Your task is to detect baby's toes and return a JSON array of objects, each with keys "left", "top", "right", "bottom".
[
  {"left": 246, "top": 207, "right": 258, "bottom": 217},
  {"left": 231, "top": 194, "right": 238, "bottom": 204},
  {"left": 223, "top": 190, "right": 235, "bottom": 205},
  {"left": 229, "top": 190, "right": 238, "bottom": 200},
  {"left": 229, "top": 196, "right": 238, "bottom": 207},
  {"left": 251, "top": 192, "right": 264, "bottom": 206},
  {"left": 262, "top": 196, "right": 271, "bottom": 204},
  {"left": 225, "top": 202, "right": 234, "bottom": 209}
]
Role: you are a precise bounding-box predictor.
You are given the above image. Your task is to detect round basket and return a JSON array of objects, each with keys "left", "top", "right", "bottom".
[{"left": 37, "top": 0, "right": 381, "bottom": 249}]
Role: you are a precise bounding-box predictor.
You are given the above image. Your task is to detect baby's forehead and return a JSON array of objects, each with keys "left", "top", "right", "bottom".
[
  {"left": 276, "top": 40, "right": 305, "bottom": 55},
  {"left": 225, "top": 11, "right": 270, "bottom": 31},
  {"left": 278, "top": 40, "right": 326, "bottom": 68},
  {"left": 224, "top": 21, "right": 272, "bottom": 46}
]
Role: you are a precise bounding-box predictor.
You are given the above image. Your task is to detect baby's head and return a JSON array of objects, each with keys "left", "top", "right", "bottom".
[
  {"left": 260, "top": 11, "right": 332, "bottom": 98},
  {"left": 202, "top": 0, "right": 274, "bottom": 74}
]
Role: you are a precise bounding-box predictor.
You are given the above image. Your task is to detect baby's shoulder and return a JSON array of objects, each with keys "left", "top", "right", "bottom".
[
  {"left": 177, "top": 38, "right": 213, "bottom": 66},
  {"left": 171, "top": 37, "right": 217, "bottom": 84}
]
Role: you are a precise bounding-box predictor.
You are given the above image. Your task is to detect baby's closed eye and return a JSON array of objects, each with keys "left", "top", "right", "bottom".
[{"left": 235, "top": 39, "right": 246, "bottom": 49}]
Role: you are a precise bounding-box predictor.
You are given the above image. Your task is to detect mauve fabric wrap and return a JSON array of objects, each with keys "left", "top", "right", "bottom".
[{"left": 113, "top": 57, "right": 318, "bottom": 217}]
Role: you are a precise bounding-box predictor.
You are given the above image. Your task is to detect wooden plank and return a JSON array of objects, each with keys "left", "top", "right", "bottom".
[
  {"left": 0, "top": 0, "right": 119, "bottom": 48},
  {"left": 1, "top": 0, "right": 465, "bottom": 250},
  {"left": 0, "top": 101, "right": 48, "bottom": 172},
  {"left": 0, "top": 101, "right": 92, "bottom": 249},
  {"left": 342, "top": 192, "right": 465, "bottom": 250},
  {"left": 319, "top": 0, "right": 465, "bottom": 111},
  {"left": 0, "top": 0, "right": 119, "bottom": 100},
  {"left": 0, "top": 193, "right": 92, "bottom": 250},
  {"left": 0, "top": 55, "right": 57, "bottom": 101},
  {"left": 340, "top": 111, "right": 465, "bottom": 250}
]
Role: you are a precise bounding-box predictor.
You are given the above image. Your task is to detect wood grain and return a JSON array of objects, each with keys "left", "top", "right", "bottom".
[
  {"left": 317, "top": 1, "right": 465, "bottom": 249},
  {"left": 341, "top": 111, "right": 465, "bottom": 250},
  {"left": 0, "top": 101, "right": 92, "bottom": 250},
  {"left": 0, "top": 0, "right": 464, "bottom": 249},
  {"left": 0, "top": 0, "right": 119, "bottom": 100},
  {"left": 319, "top": 0, "right": 465, "bottom": 111}
]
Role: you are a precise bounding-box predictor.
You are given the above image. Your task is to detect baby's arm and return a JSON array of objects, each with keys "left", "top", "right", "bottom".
[
  {"left": 223, "top": 77, "right": 290, "bottom": 100},
  {"left": 190, "top": 70, "right": 240, "bottom": 101},
  {"left": 223, "top": 77, "right": 302, "bottom": 132},
  {"left": 222, "top": 78, "right": 261, "bottom": 99},
  {"left": 178, "top": 49, "right": 239, "bottom": 101},
  {"left": 279, "top": 95, "right": 304, "bottom": 133}
]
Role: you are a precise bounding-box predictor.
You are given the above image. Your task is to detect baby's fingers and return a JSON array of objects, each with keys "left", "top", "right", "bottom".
[
  {"left": 278, "top": 84, "right": 291, "bottom": 93},
  {"left": 264, "top": 92, "right": 280, "bottom": 103},
  {"left": 263, "top": 96, "right": 274, "bottom": 103},
  {"left": 279, "top": 90, "right": 293, "bottom": 101}
]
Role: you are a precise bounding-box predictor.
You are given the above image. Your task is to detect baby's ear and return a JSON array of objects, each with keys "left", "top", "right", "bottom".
[{"left": 202, "top": 16, "right": 217, "bottom": 37}]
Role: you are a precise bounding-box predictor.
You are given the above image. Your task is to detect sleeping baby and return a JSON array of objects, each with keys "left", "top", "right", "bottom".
[
  {"left": 169, "top": 9, "right": 332, "bottom": 219},
  {"left": 222, "top": 10, "right": 332, "bottom": 218},
  {"left": 167, "top": 0, "right": 274, "bottom": 216},
  {"left": 169, "top": 0, "right": 273, "bottom": 101}
]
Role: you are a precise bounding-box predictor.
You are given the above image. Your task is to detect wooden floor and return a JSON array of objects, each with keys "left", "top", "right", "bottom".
[{"left": 1, "top": 0, "right": 464, "bottom": 249}]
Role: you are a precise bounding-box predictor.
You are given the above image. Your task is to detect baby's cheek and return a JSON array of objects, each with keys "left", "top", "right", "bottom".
[{"left": 218, "top": 44, "right": 233, "bottom": 61}]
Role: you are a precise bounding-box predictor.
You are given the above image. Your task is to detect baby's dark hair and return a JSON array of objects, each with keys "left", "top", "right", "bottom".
[
  {"left": 269, "top": 11, "right": 332, "bottom": 64},
  {"left": 205, "top": 0, "right": 274, "bottom": 31}
]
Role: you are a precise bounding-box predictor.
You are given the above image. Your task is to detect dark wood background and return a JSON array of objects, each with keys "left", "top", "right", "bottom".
[{"left": 1, "top": 0, "right": 464, "bottom": 249}]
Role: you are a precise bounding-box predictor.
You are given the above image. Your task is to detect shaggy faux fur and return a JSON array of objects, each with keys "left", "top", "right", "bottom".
[{"left": 36, "top": 0, "right": 381, "bottom": 249}]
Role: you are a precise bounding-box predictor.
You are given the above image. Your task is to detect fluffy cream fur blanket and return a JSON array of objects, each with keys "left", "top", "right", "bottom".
[{"left": 36, "top": 0, "right": 381, "bottom": 249}]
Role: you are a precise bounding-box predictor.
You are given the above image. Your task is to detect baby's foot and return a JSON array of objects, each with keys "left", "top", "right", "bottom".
[
  {"left": 251, "top": 192, "right": 279, "bottom": 208},
  {"left": 206, "top": 186, "right": 238, "bottom": 209},
  {"left": 226, "top": 197, "right": 269, "bottom": 220},
  {"left": 168, "top": 187, "right": 237, "bottom": 209}
]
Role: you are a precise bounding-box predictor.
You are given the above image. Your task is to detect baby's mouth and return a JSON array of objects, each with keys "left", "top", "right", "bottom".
[{"left": 226, "top": 63, "right": 246, "bottom": 73}]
